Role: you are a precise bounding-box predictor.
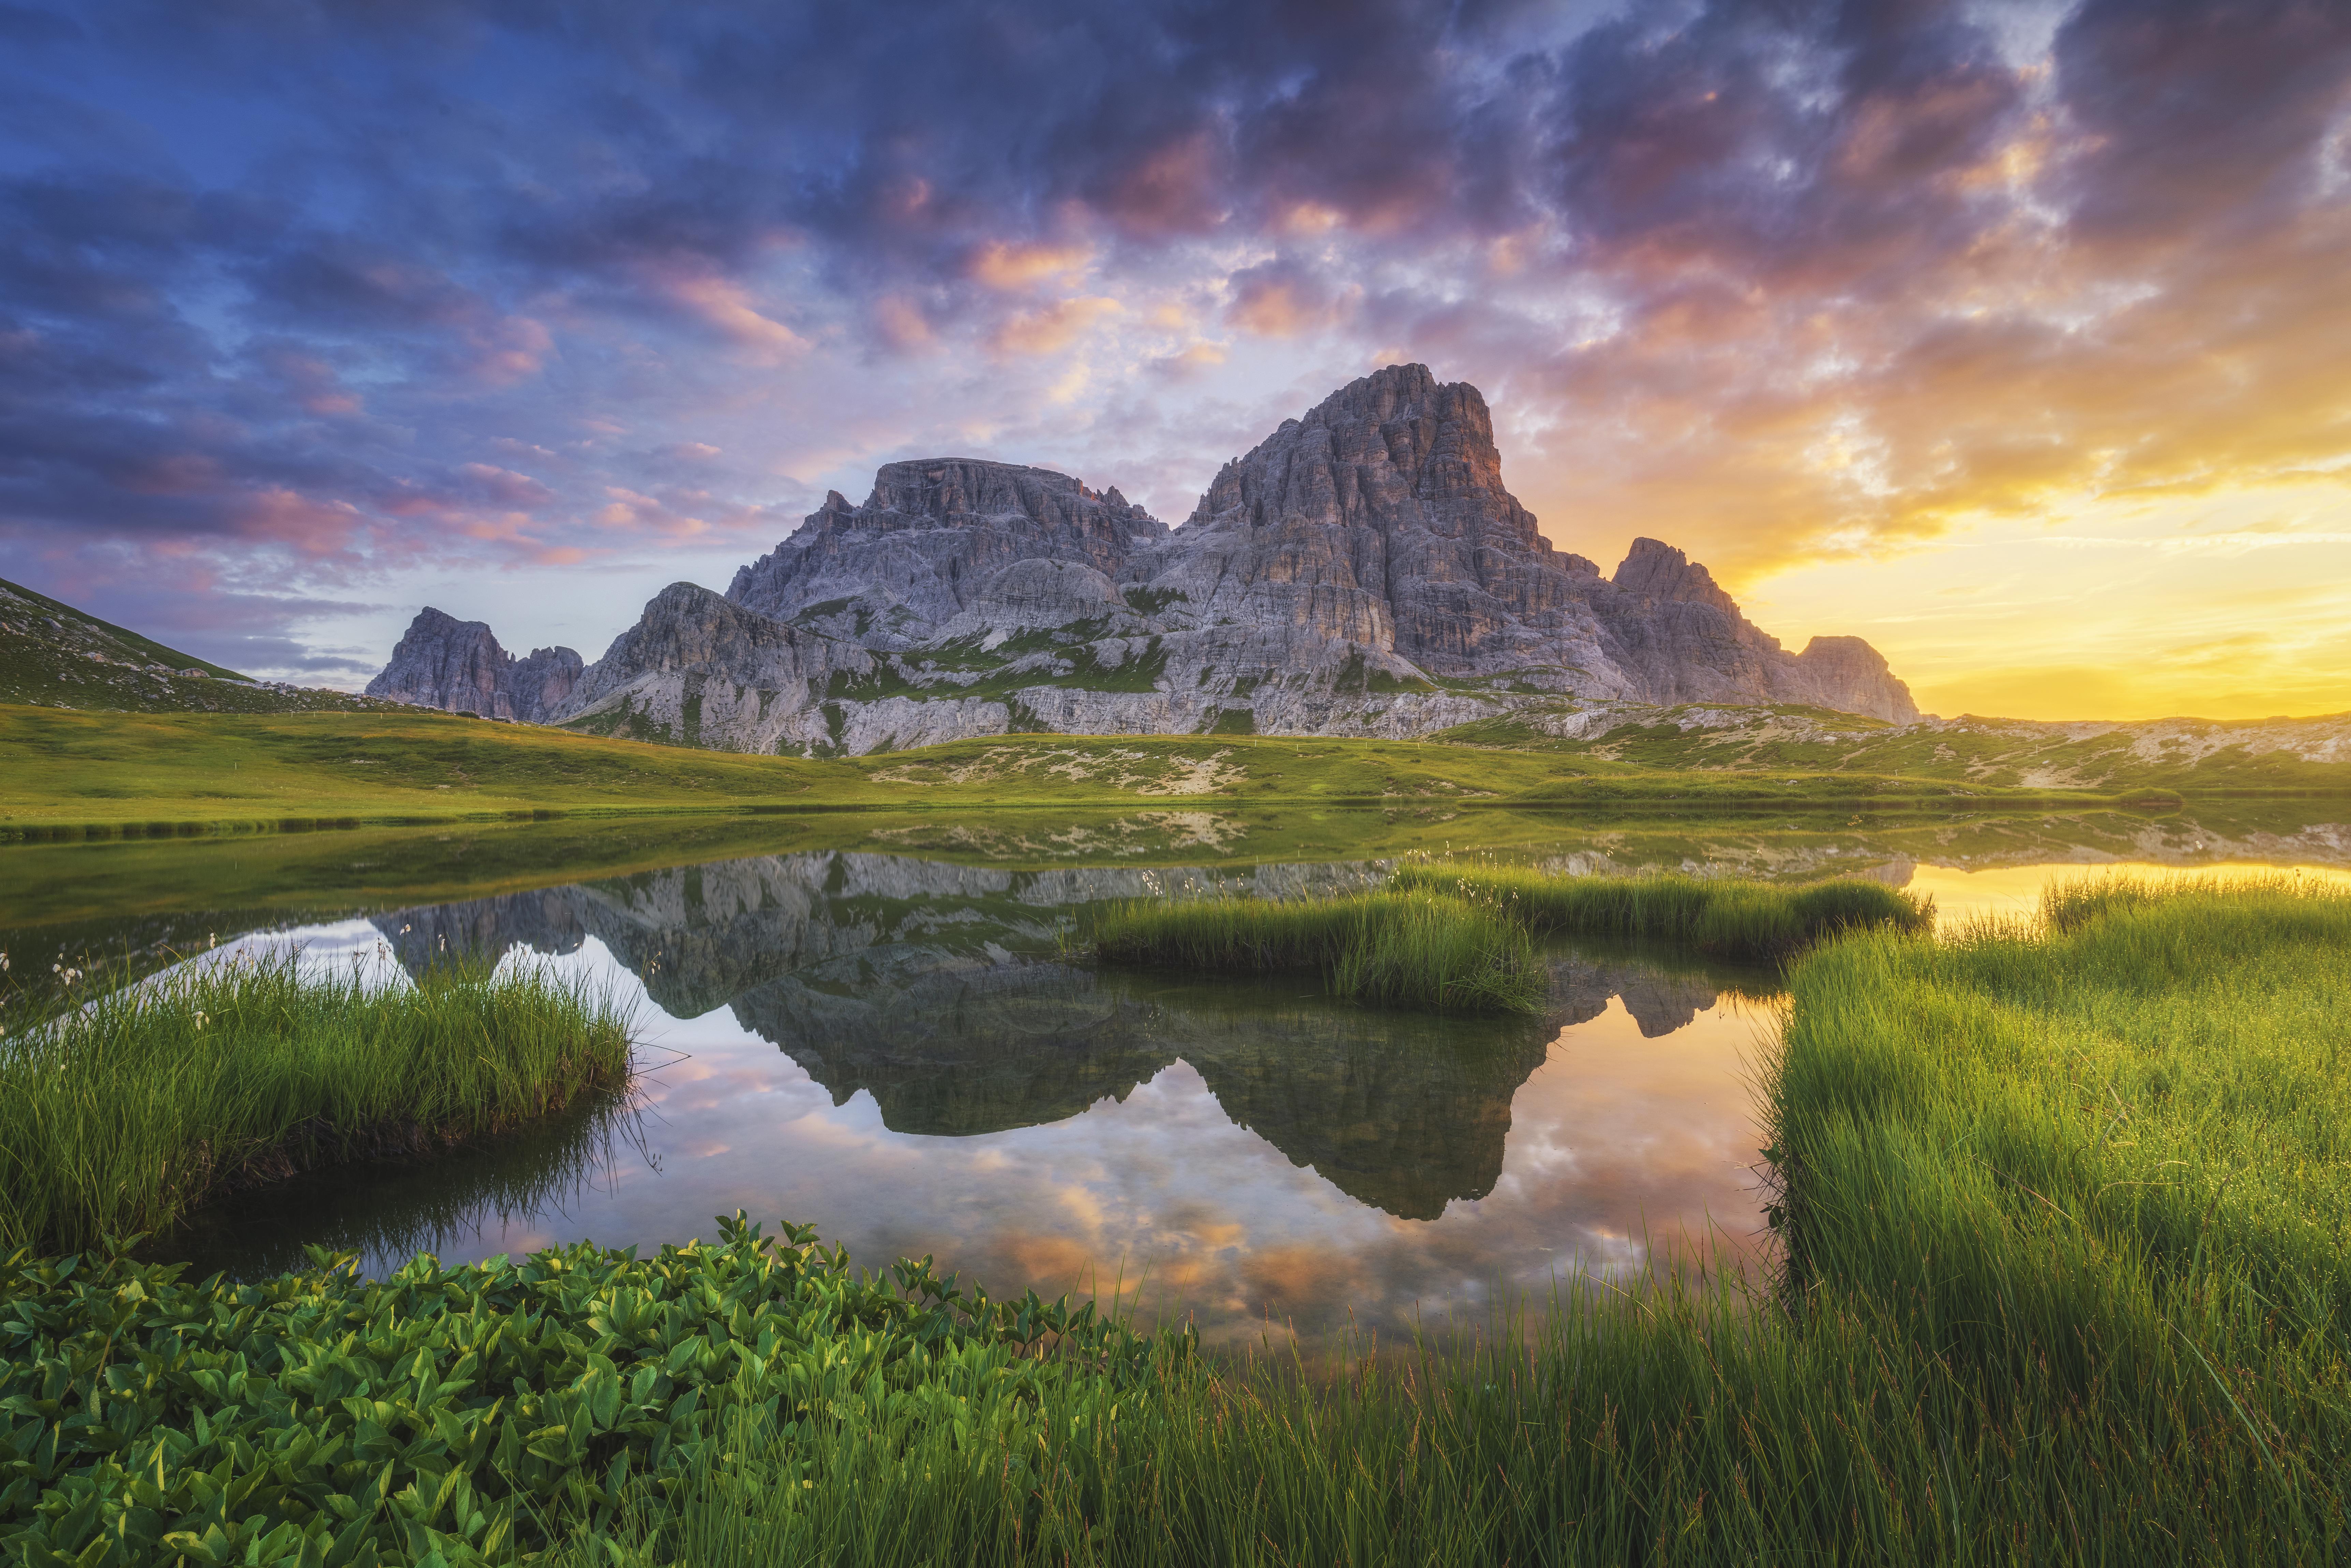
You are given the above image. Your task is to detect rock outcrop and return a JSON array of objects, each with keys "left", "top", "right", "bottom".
[
  {"left": 369, "top": 365, "right": 1919, "bottom": 751},
  {"left": 365, "top": 607, "right": 581, "bottom": 721},
  {"left": 728, "top": 459, "right": 1166, "bottom": 644}
]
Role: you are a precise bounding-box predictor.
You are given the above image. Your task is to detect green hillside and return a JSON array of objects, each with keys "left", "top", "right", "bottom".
[{"left": 0, "top": 576, "right": 401, "bottom": 716}]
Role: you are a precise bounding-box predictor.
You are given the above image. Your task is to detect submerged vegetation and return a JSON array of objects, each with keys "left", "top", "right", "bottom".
[
  {"left": 1394, "top": 861, "right": 1934, "bottom": 960},
  {"left": 1091, "top": 889, "right": 1543, "bottom": 1015},
  {"left": 0, "top": 949, "right": 632, "bottom": 1254}
]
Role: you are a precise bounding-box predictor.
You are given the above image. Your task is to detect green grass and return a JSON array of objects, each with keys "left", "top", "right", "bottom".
[
  {"left": 8, "top": 879, "right": 2345, "bottom": 1564},
  {"left": 0, "top": 949, "right": 634, "bottom": 1254},
  {"left": 1092, "top": 890, "right": 1544, "bottom": 1014},
  {"left": 0, "top": 702, "right": 2226, "bottom": 837},
  {"left": 1440, "top": 699, "right": 2351, "bottom": 797},
  {"left": 580, "top": 876, "right": 2351, "bottom": 1564},
  {"left": 1392, "top": 862, "right": 1934, "bottom": 960}
]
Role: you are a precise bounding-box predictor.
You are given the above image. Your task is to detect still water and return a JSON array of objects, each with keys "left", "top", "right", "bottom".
[{"left": 6, "top": 803, "right": 2346, "bottom": 1344}]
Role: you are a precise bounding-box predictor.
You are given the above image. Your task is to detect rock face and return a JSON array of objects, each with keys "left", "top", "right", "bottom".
[
  {"left": 728, "top": 459, "right": 1166, "bottom": 644},
  {"left": 365, "top": 608, "right": 581, "bottom": 721},
  {"left": 368, "top": 365, "right": 1918, "bottom": 751}
]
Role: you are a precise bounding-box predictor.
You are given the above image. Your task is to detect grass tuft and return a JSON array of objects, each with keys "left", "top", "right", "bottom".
[
  {"left": 1092, "top": 890, "right": 1543, "bottom": 1014},
  {"left": 0, "top": 948, "right": 634, "bottom": 1253},
  {"left": 1392, "top": 862, "right": 1933, "bottom": 960}
]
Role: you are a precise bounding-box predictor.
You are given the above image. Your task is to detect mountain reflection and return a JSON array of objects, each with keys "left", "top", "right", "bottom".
[{"left": 364, "top": 851, "right": 1750, "bottom": 1224}]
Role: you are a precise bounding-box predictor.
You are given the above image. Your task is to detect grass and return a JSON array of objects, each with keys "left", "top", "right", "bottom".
[
  {"left": 0, "top": 702, "right": 2208, "bottom": 838},
  {"left": 1091, "top": 890, "right": 1545, "bottom": 1014},
  {"left": 0, "top": 948, "right": 633, "bottom": 1254},
  {"left": 7, "top": 876, "right": 2348, "bottom": 1562},
  {"left": 575, "top": 875, "right": 2351, "bottom": 1563},
  {"left": 1, "top": 573, "right": 414, "bottom": 717},
  {"left": 1392, "top": 861, "right": 1934, "bottom": 960},
  {"left": 1439, "top": 698, "right": 2351, "bottom": 796}
]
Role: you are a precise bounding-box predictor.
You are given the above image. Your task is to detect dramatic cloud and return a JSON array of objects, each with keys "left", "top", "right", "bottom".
[{"left": 0, "top": 0, "right": 2345, "bottom": 714}]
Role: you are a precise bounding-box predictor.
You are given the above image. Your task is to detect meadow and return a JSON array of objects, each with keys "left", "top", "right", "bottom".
[
  {"left": 0, "top": 949, "right": 633, "bottom": 1254},
  {"left": 3, "top": 876, "right": 2346, "bottom": 1563},
  {"left": 0, "top": 701, "right": 2184, "bottom": 839}
]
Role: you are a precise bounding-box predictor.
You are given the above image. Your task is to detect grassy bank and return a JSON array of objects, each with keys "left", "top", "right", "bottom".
[
  {"left": 1395, "top": 861, "right": 1934, "bottom": 959},
  {"left": 0, "top": 950, "right": 632, "bottom": 1253},
  {"left": 1092, "top": 890, "right": 1544, "bottom": 1014},
  {"left": 0, "top": 702, "right": 2191, "bottom": 838}
]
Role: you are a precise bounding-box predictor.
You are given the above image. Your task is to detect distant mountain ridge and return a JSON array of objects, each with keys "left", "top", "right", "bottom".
[{"left": 369, "top": 365, "right": 1921, "bottom": 755}]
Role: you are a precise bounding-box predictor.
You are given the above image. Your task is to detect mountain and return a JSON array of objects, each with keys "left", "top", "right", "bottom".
[
  {"left": 368, "top": 365, "right": 1919, "bottom": 755},
  {"left": 365, "top": 607, "right": 582, "bottom": 721},
  {"left": 0, "top": 575, "right": 400, "bottom": 716}
]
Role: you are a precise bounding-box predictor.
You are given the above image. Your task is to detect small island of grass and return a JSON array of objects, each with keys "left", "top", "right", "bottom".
[
  {"left": 0, "top": 950, "right": 633, "bottom": 1254},
  {"left": 1091, "top": 868, "right": 1934, "bottom": 1010}
]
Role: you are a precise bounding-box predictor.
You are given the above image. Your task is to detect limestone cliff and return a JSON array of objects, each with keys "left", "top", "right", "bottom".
[
  {"left": 365, "top": 607, "right": 581, "bottom": 721},
  {"left": 728, "top": 459, "right": 1167, "bottom": 645}
]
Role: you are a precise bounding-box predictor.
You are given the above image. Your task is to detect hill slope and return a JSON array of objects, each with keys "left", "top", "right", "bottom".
[
  {"left": 0, "top": 577, "right": 410, "bottom": 716},
  {"left": 1438, "top": 699, "right": 2351, "bottom": 794}
]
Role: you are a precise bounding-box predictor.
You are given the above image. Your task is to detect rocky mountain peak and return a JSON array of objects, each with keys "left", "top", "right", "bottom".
[
  {"left": 1612, "top": 538, "right": 1740, "bottom": 616},
  {"left": 864, "top": 459, "right": 1155, "bottom": 539},
  {"left": 365, "top": 607, "right": 580, "bottom": 721},
  {"left": 726, "top": 457, "right": 1165, "bottom": 640}
]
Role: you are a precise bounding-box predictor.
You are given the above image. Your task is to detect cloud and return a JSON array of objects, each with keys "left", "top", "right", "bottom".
[
  {"left": 990, "top": 296, "right": 1122, "bottom": 357},
  {"left": 967, "top": 240, "right": 1093, "bottom": 290},
  {"left": 1224, "top": 259, "right": 1355, "bottom": 338},
  {"left": 0, "top": 0, "right": 2345, "bottom": 699},
  {"left": 661, "top": 275, "right": 809, "bottom": 360}
]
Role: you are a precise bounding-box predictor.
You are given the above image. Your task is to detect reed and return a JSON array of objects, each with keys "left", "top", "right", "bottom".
[
  {"left": 1091, "top": 890, "right": 1544, "bottom": 1014},
  {"left": 1391, "top": 861, "right": 1934, "bottom": 959},
  {"left": 0, "top": 947, "right": 633, "bottom": 1253}
]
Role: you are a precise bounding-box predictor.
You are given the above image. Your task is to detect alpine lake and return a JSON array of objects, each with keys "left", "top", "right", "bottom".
[{"left": 8, "top": 797, "right": 2349, "bottom": 1351}]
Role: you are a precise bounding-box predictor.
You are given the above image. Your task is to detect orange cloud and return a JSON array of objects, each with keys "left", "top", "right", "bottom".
[
  {"left": 872, "top": 294, "right": 934, "bottom": 350},
  {"left": 990, "top": 296, "right": 1121, "bottom": 356},
  {"left": 968, "top": 240, "right": 1092, "bottom": 290},
  {"left": 666, "top": 276, "right": 808, "bottom": 360}
]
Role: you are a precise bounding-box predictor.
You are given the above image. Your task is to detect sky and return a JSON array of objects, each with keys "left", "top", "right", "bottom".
[{"left": 1, "top": 0, "right": 2347, "bottom": 722}]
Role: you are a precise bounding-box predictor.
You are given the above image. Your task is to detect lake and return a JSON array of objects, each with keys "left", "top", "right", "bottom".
[{"left": 5, "top": 800, "right": 2346, "bottom": 1347}]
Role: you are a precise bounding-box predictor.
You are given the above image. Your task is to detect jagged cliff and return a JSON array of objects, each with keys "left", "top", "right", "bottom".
[
  {"left": 370, "top": 366, "right": 1918, "bottom": 753},
  {"left": 364, "top": 607, "right": 581, "bottom": 722}
]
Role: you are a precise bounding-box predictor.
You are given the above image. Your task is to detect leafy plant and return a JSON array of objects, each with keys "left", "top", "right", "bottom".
[{"left": 0, "top": 1215, "right": 1151, "bottom": 1566}]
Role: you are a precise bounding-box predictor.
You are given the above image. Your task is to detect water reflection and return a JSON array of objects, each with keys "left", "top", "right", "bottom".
[{"left": 138, "top": 850, "right": 1776, "bottom": 1341}]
